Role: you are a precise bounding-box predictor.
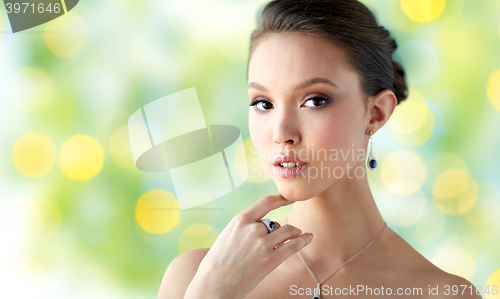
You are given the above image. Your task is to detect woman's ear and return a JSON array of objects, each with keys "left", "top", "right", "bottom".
[{"left": 366, "top": 89, "right": 398, "bottom": 134}]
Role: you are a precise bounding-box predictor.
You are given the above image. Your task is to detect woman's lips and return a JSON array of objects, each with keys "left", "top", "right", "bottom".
[{"left": 273, "top": 163, "right": 308, "bottom": 178}]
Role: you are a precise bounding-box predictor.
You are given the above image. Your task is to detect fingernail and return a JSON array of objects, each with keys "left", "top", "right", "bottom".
[{"left": 308, "top": 233, "right": 313, "bottom": 240}]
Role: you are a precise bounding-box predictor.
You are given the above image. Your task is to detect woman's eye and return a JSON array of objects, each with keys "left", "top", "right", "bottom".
[
  {"left": 249, "top": 100, "right": 273, "bottom": 111},
  {"left": 303, "top": 97, "right": 328, "bottom": 108},
  {"left": 249, "top": 96, "right": 329, "bottom": 111}
]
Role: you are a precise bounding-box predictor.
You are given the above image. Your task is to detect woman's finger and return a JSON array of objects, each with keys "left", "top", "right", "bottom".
[
  {"left": 266, "top": 224, "right": 301, "bottom": 247},
  {"left": 273, "top": 232, "right": 313, "bottom": 259},
  {"left": 241, "top": 194, "right": 295, "bottom": 221}
]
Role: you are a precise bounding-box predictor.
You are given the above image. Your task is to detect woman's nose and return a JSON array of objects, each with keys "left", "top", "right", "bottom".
[{"left": 272, "top": 110, "right": 300, "bottom": 146}]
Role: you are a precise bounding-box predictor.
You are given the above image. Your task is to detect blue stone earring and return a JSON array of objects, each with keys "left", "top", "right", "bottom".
[{"left": 367, "top": 130, "right": 377, "bottom": 171}]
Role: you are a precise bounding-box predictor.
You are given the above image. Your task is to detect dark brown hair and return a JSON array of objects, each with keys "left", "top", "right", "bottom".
[{"left": 248, "top": 0, "right": 409, "bottom": 107}]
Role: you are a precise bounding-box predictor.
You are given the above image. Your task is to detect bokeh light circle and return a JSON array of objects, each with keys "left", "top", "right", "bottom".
[
  {"left": 424, "top": 152, "right": 468, "bottom": 190},
  {"left": 390, "top": 93, "right": 429, "bottom": 134},
  {"left": 381, "top": 150, "right": 426, "bottom": 196},
  {"left": 12, "top": 132, "right": 57, "bottom": 178},
  {"left": 400, "top": 0, "right": 446, "bottom": 23},
  {"left": 177, "top": 223, "right": 219, "bottom": 255},
  {"left": 389, "top": 89, "right": 434, "bottom": 146},
  {"left": 59, "top": 134, "right": 104, "bottom": 181},
  {"left": 9, "top": 68, "right": 53, "bottom": 113},
  {"left": 487, "top": 69, "right": 500, "bottom": 112},
  {"left": 44, "top": 12, "right": 89, "bottom": 58},
  {"left": 432, "top": 169, "right": 477, "bottom": 215},
  {"left": 433, "top": 168, "right": 469, "bottom": 199},
  {"left": 486, "top": 269, "right": 500, "bottom": 299},
  {"left": 462, "top": 181, "right": 500, "bottom": 226},
  {"left": 387, "top": 0, "right": 425, "bottom": 32},
  {"left": 431, "top": 246, "right": 475, "bottom": 280},
  {"left": 135, "top": 189, "right": 180, "bottom": 234}
]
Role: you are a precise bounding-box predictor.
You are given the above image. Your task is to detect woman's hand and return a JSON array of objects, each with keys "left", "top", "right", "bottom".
[{"left": 184, "top": 194, "right": 313, "bottom": 299}]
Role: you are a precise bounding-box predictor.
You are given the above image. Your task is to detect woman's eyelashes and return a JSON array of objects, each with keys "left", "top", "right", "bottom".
[
  {"left": 249, "top": 96, "right": 330, "bottom": 112},
  {"left": 249, "top": 99, "right": 273, "bottom": 111},
  {"left": 303, "top": 96, "right": 330, "bottom": 108}
]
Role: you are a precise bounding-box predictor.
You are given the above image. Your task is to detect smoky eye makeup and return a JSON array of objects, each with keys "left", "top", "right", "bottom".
[
  {"left": 249, "top": 99, "right": 273, "bottom": 112},
  {"left": 249, "top": 94, "right": 332, "bottom": 112},
  {"left": 302, "top": 95, "right": 331, "bottom": 108}
]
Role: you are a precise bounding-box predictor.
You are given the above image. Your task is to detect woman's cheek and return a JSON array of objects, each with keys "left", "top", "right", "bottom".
[
  {"left": 313, "top": 116, "right": 345, "bottom": 145},
  {"left": 310, "top": 115, "right": 358, "bottom": 166}
]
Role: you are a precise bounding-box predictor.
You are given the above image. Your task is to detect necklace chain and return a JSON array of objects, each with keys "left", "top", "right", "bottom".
[{"left": 282, "top": 219, "right": 388, "bottom": 297}]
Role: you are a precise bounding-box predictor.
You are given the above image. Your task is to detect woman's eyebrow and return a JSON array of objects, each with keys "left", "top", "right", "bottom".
[{"left": 248, "top": 77, "right": 339, "bottom": 92}]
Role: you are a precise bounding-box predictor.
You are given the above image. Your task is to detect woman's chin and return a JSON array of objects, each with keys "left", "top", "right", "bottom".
[{"left": 276, "top": 188, "right": 312, "bottom": 202}]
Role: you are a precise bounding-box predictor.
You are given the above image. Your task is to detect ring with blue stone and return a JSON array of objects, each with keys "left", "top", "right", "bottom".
[{"left": 259, "top": 218, "right": 279, "bottom": 233}]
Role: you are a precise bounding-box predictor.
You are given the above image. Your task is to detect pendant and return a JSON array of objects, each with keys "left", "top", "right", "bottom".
[{"left": 313, "top": 282, "right": 321, "bottom": 299}]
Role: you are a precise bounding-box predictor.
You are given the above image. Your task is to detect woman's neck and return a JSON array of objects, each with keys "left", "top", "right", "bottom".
[{"left": 283, "top": 172, "right": 386, "bottom": 269}]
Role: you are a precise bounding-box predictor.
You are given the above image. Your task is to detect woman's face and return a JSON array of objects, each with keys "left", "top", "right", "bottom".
[{"left": 247, "top": 32, "right": 371, "bottom": 201}]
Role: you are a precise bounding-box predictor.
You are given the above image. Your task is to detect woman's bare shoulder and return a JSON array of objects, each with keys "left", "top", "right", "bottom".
[
  {"left": 157, "top": 248, "right": 211, "bottom": 299},
  {"left": 375, "top": 229, "right": 481, "bottom": 298}
]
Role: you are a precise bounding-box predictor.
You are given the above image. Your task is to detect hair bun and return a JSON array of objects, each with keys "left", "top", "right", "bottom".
[{"left": 392, "top": 59, "right": 408, "bottom": 104}]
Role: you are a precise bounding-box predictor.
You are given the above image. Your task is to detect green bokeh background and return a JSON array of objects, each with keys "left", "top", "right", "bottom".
[{"left": 1, "top": 0, "right": 500, "bottom": 297}]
